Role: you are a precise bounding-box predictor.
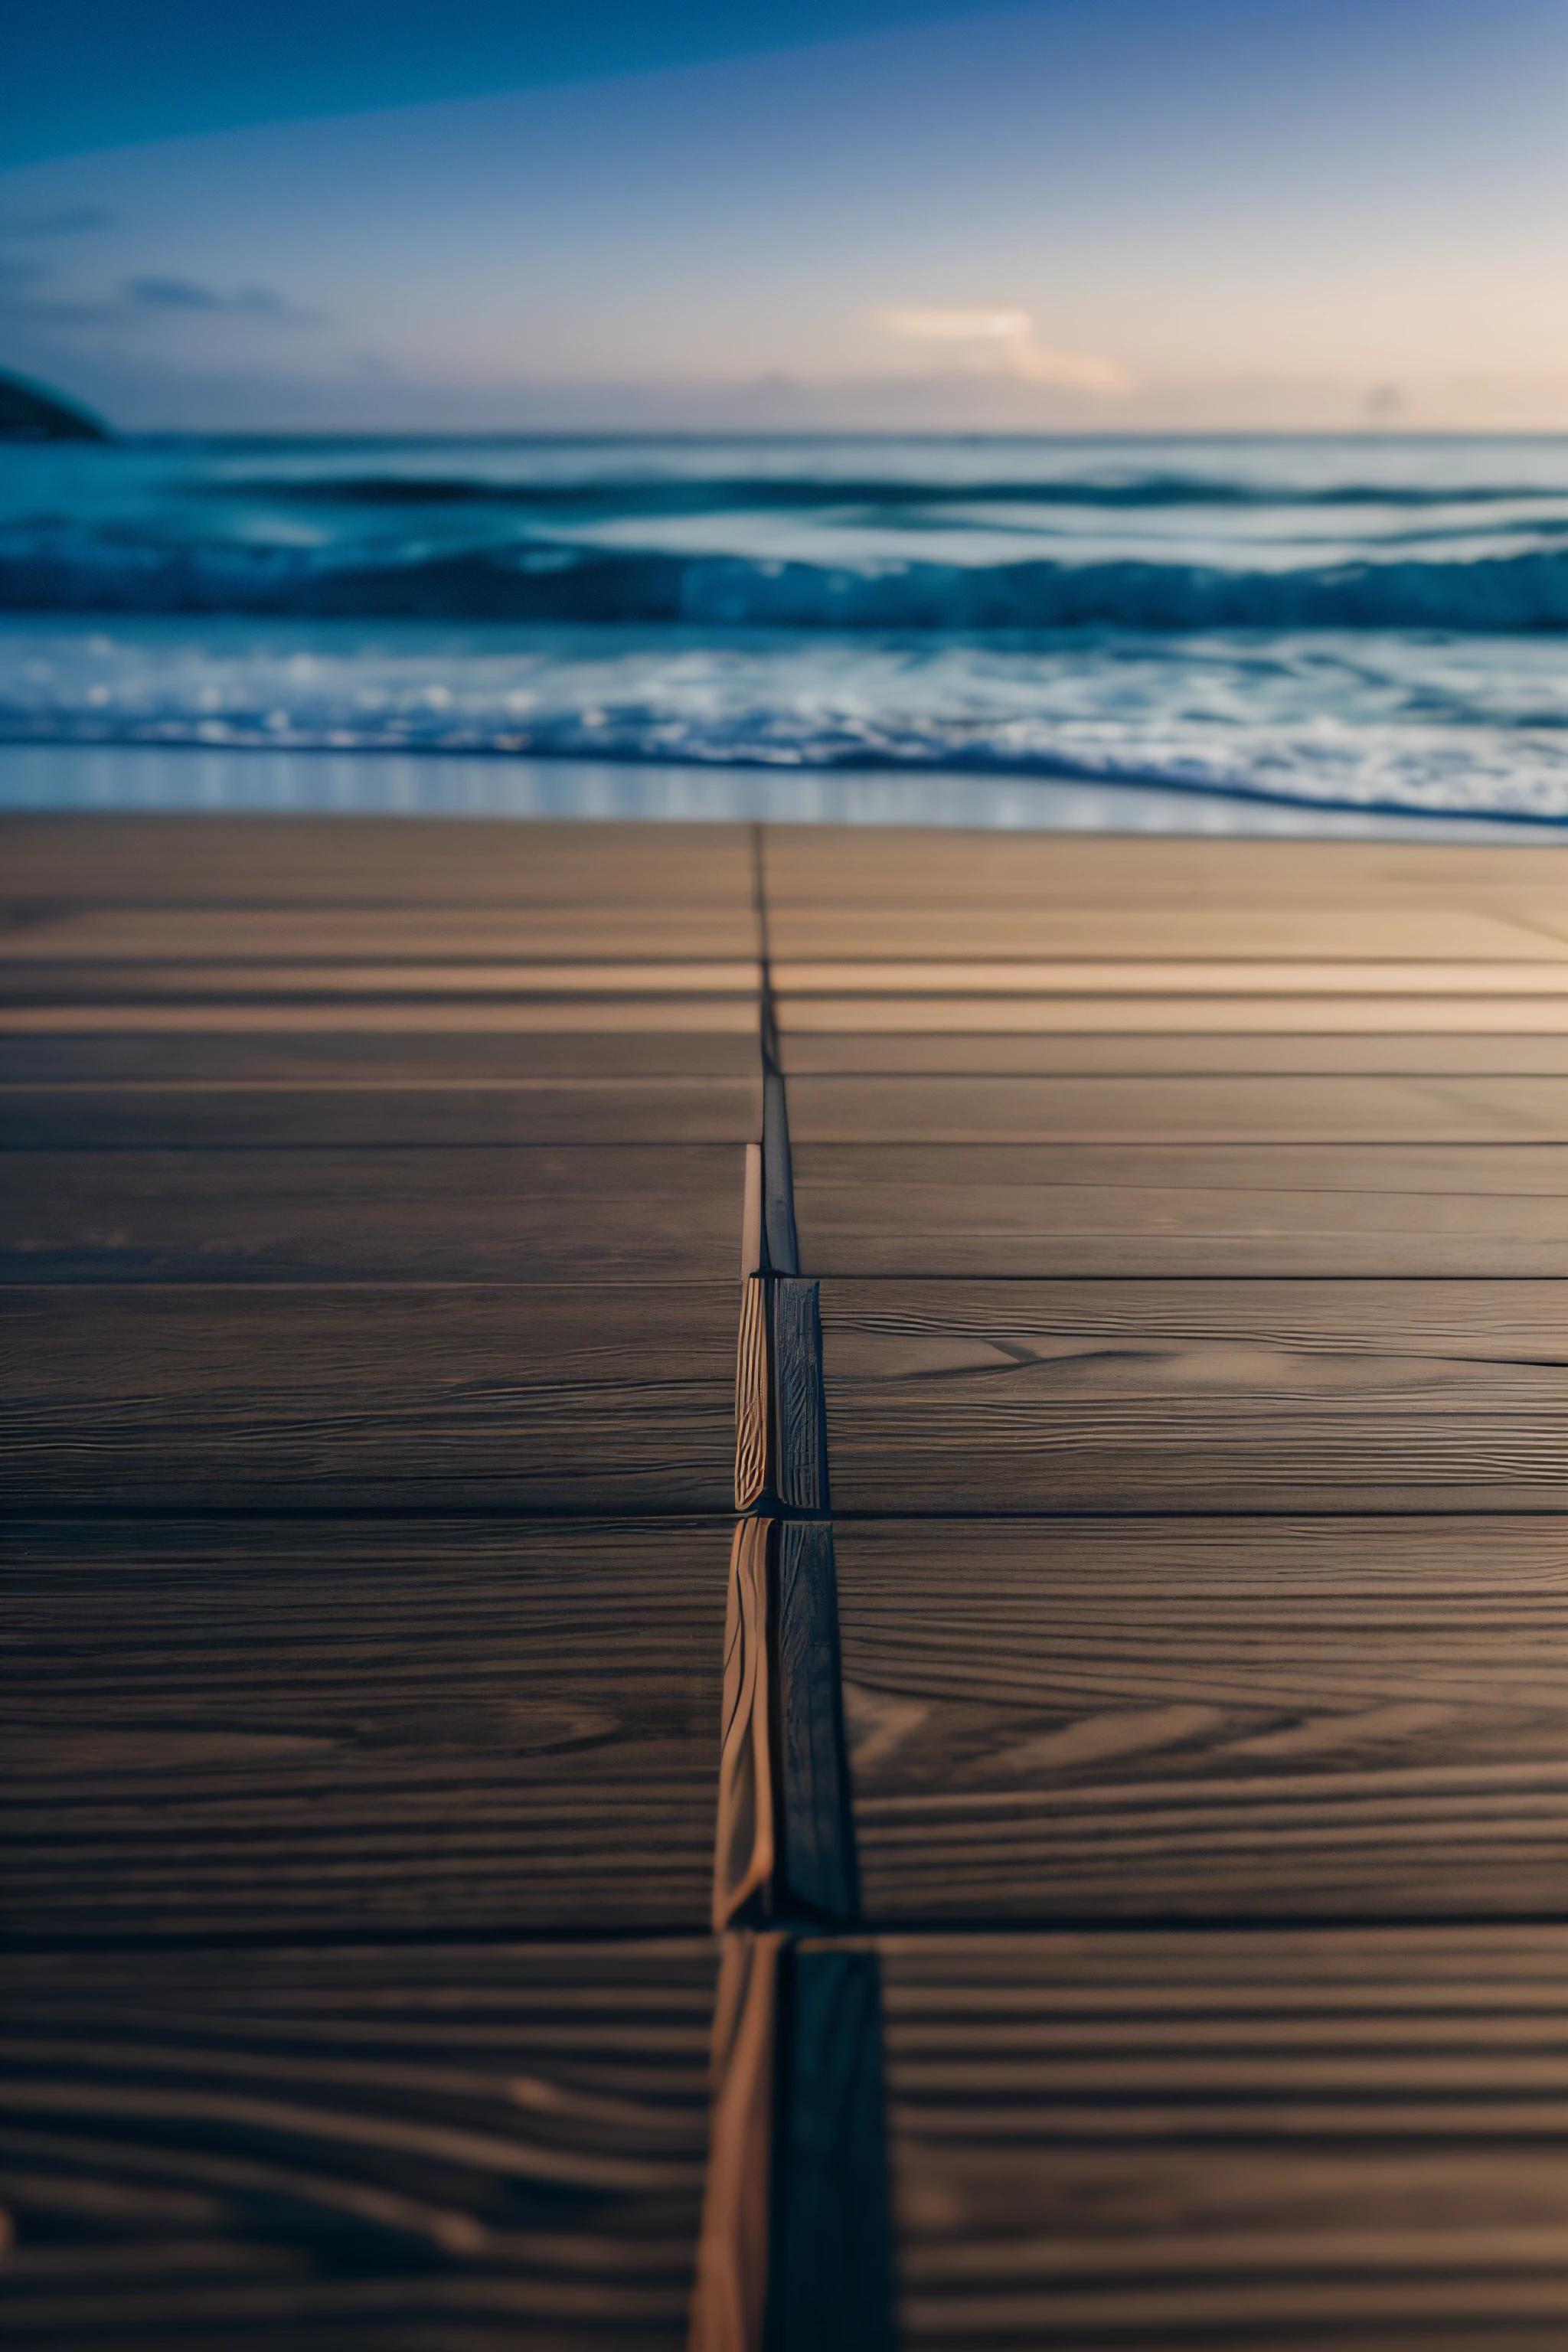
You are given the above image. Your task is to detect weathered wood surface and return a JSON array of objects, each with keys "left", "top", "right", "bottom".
[
  {"left": 0, "top": 1031, "right": 760, "bottom": 1083},
  {"left": 773, "top": 1280, "right": 830, "bottom": 1513},
  {"left": 782, "top": 998, "right": 1568, "bottom": 1036},
  {"left": 786, "top": 1070, "right": 1568, "bottom": 1143},
  {"left": 0, "top": 813, "right": 761, "bottom": 2341},
  {"left": 793, "top": 1142, "right": 1568, "bottom": 1278},
  {"left": 18, "top": 812, "right": 1568, "bottom": 2342},
  {"left": 775, "top": 1526, "right": 858, "bottom": 1926},
  {"left": 784, "top": 1031, "right": 1568, "bottom": 1073},
  {"left": 1, "top": 1083, "right": 763, "bottom": 1150},
  {"left": 2, "top": 1146, "right": 748, "bottom": 1284},
  {"left": 773, "top": 830, "right": 1568, "bottom": 2337},
  {"left": 881, "top": 1926, "right": 1568, "bottom": 2350},
  {"left": 0, "top": 1937, "right": 716, "bottom": 2348},
  {"left": 1, "top": 908, "right": 760, "bottom": 961},
  {"left": 761, "top": 830, "right": 1568, "bottom": 959},
  {"left": 2, "top": 1285, "right": 738, "bottom": 1512},
  {"left": 0, "top": 960, "right": 758, "bottom": 1006},
  {"left": 820, "top": 1279, "right": 1568, "bottom": 1513},
  {"left": 773, "top": 962, "right": 1568, "bottom": 997},
  {"left": 2, "top": 1520, "right": 726, "bottom": 1942},
  {"left": 835, "top": 1518, "right": 1568, "bottom": 1922},
  {"left": 3, "top": 812, "right": 756, "bottom": 929},
  {"left": 769, "top": 1945, "right": 896, "bottom": 2352}
]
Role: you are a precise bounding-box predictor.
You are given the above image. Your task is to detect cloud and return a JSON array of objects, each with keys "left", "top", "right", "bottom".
[
  {"left": 0, "top": 268, "right": 328, "bottom": 339},
  {"left": 0, "top": 204, "right": 116, "bottom": 239},
  {"left": 875, "top": 305, "right": 1032, "bottom": 343},
  {"left": 873, "top": 304, "right": 1128, "bottom": 393},
  {"left": 124, "top": 276, "right": 325, "bottom": 324}
]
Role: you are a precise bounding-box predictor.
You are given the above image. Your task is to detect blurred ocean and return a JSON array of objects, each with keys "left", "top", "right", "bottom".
[{"left": 2, "top": 433, "right": 1567, "bottom": 822}]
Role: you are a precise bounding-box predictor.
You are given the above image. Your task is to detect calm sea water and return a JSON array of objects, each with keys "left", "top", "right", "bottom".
[{"left": 2, "top": 433, "right": 1567, "bottom": 822}]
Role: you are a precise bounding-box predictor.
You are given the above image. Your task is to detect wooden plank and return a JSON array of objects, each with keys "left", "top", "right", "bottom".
[
  {"left": 769, "top": 1944, "right": 897, "bottom": 2352},
  {"left": 880, "top": 1926, "right": 1568, "bottom": 2350},
  {"left": 774, "top": 1282, "right": 829, "bottom": 1514},
  {"left": 0, "top": 1031, "right": 761, "bottom": 1083},
  {"left": 2, "top": 906, "right": 760, "bottom": 961},
  {"left": 818, "top": 1279, "right": 1568, "bottom": 1514},
  {"left": 760, "top": 828, "right": 1568, "bottom": 921},
  {"left": 792, "top": 1143, "right": 1568, "bottom": 1278},
  {"left": 775, "top": 1525, "right": 858, "bottom": 1926},
  {"left": 787, "top": 1072, "right": 1568, "bottom": 1143},
  {"left": 769, "top": 907, "right": 1568, "bottom": 958},
  {"left": 734, "top": 1282, "right": 770, "bottom": 1511},
  {"left": 835, "top": 1517, "right": 1568, "bottom": 1923},
  {"left": 1, "top": 1519, "right": 727, "bottom": 1941},
  {"left": 1, "top": 1002, "right": 760, "bottom": 1036},
  {"left": 2, "top": 1286, "right": 737, "bottom": 1512},
  {"left": 762, "top": 1059, "right": 800, "bottom": 1277},
  {"left": 0, "top": 1936, "right": 715, "bottom": 2347},
  {"left": 779, "top": 996, "right": 1568, "bottom": 1034},
  {"left": 713, "top": 1517, "right": 857, "bottom": 1933},
  {"left": 0, "top": 960, "right": 758, "bottom": 1001},
  {"left": 3, "top": 813, "right": 756, "bottom": 920},
  {"left": 691, "top": 1932, "right": 779, "bottom": 2352},
  {"left": 763, "top": 826, "right": 1568, "bottom": 897},
  {"left": 1, "top": 1082, "right": 763, "bottom": 1148},
  {"left": 774, "top": 962, "right": 1568, "bottom": 995},
  {"left": 784, "top": 1031, "right": 1568, "bottom": 1075},
  {"left": 2, "top": 1146, "right": 746, "bottom": 1285}
]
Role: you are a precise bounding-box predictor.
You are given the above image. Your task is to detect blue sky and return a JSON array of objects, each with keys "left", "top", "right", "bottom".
[{"left": 4, "top": 0, "right": 1567, "bottom": 431}]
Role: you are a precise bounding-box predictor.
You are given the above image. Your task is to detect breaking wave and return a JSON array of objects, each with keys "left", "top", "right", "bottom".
[
  {"left": 5, "top": 539, "right": 1568, "bottom": 631},
  {"left": 5, "top": 433, "right": 1568, "bottom": 820}
]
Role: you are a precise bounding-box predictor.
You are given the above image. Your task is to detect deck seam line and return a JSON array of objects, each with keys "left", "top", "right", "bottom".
[{"left": 693, "top": 827, "right": 896, "bottom": 2352}]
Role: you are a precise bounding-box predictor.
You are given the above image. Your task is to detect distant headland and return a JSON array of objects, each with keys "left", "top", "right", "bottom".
[{"left": 0, "top": 371, "right": 109, "bottom": 442}]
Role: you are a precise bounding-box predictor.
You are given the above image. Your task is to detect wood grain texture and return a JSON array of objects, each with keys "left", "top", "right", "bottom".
[
  {"left": 714, "top": 1522, "right": 773, "bottom": 1932},
  {"left": 1, "top": 1146, "right": 747, "bottom": 1286},
  {"left": 773, "top": 1281, "right": 829, "bottom": 1514},
  {"left": 690, "top": 1932, "right": 779, "bottom": 2352},
  {"left": 835, "top": 1517, "right": 1568, "bottom": 1922},
  {"left": 0, "top": 1936, "right": 716, "bottom": 2349},
  {"left": 819, "top": 1279, "right": 1568, "bottom": 1514},
  {"left": 1, "top": 1083, "right": 763, "bottom": 1150},
  {"left": 792, "top": 1143, "right": 1568, "bottom": 1278},
  {"left": 0, "top": 812, "right": 758, "bottom": 2341},
  {"left": 740, "top": 1145, "right": 763, "bottom": 1282},
  {"left": 733, "top": 1282, "right": 769, "bottom": 1513},
  {"left": 761, "top": 1067, "right": 799, "bottom": 1278},
  {"left": 768, "top": 1945, "right": 896, "bottom": 2352},
  {"left": 775, "top": 1525, "right": 858, "bottom": 1926},
  {"left": 880, "top": 1926, "right": 1568, "bottom": 2350},
  {"left": 787, "top": 1071, "right": 1568, "bottom": 1144},
  {"left": 2, "top": 1285, "right": 738, "bottom": 1511},
  {"left": 1, "top": 1519, "right": 727, "bottom": 1942}
]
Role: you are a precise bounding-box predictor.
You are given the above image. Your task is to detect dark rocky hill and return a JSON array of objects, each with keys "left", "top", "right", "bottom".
[{"left": 0, "top": 371, "right": 109, "bottom": 440}]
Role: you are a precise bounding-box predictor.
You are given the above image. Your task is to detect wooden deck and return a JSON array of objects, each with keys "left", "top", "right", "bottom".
[{"left": 7, "top": 813, "right": 1568, "bottom": 2347}]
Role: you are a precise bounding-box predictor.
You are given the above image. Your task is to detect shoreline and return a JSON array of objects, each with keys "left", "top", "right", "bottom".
[{"left": 2, "top": 742, "right": 1563, "bottom": 840}]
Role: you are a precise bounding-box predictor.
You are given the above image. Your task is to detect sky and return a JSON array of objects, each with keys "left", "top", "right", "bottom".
[{"left": 3, "top": 0, "right": 1568, "bottom": 433}]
